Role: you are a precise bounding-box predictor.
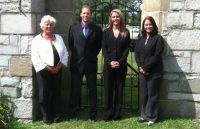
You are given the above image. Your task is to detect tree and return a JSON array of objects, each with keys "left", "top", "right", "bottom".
[{"left": 75, "top": 0, "right": 142, "bottom": 25}]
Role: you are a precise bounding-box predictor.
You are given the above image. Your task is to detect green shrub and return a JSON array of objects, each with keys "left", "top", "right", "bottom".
[{"left": 0, "top": 95, "right": 15, "bottom": 129}]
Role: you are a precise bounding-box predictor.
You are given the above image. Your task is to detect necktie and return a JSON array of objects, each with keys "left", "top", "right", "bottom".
[{"left": 83, "top": 26, "right": 88, "bottom": 38}]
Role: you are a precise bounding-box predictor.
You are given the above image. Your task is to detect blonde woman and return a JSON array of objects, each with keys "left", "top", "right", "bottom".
[
  {"left": 31, "top": 15, "right": 68, "bottom": 124},
  {"left": 102, "top": 9, "right": 130, "bottom": 121}
]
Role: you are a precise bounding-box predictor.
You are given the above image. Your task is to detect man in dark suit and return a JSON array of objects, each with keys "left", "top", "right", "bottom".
[{"left": 68, "top": 4, "right": 102, "bottom": 121}]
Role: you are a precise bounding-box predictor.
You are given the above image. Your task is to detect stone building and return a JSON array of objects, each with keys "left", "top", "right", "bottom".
[{"left": 0, "top": 0, "right": 200, "bottom": 121}]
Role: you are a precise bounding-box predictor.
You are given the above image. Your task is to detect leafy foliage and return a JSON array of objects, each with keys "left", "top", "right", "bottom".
[
  {"left": 75, "top": 0, "right": 142, "bottom": 25},
  {"left": 0, "top": 94, "right": 16, "bottom": 129}
]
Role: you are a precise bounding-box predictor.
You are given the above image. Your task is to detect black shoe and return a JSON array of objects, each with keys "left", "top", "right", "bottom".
[
  {"left": 43, "top": 119, "right": 52, "bottom": 125},
  {"left": 104, "top": 116, "right": 112, "bottom": 122},
  {"left": 69, "top": 112, "right": 77, "bottom": 119},
  {"left": 90, "top": 113, "right": 97, "bottom": 121},
  {"left": 54, "top": 116, "right": 62, "bottom": 123},
  {"left": 113, "top": 116, "right": 121, "bottom": 121}
]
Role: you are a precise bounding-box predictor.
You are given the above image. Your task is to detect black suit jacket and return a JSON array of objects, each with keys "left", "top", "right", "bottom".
[
  {"left": 68, "top": 23, "right": 102, "bottom": 73},
  {"left": 134, "top": 34, "right": 164, "bottom": 74},
  {"left": 102, "top": 28, "right": 130, "bottom": 72}
]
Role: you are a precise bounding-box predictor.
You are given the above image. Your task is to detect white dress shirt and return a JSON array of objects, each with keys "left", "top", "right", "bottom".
[{"left": 31, "top": 34, "right": 69, "bottom": 72}]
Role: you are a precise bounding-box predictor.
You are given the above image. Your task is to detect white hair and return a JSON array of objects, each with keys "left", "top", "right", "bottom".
[{"left": 40, "top": 15, "right": 56, "bottom": 29}]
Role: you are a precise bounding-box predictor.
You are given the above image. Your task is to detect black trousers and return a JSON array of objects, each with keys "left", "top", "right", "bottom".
[
  {"left": 69, "top": 72, "right": 97, "bottom": 115},
  {"left": 104, "top": 68, "right": 126, "bottom": 120},
  {"left": 139, "top": 73, "right": 162, "bottom": 122},
  {"left": 36, "top": 69, "right": 62, "bottom": 121}
]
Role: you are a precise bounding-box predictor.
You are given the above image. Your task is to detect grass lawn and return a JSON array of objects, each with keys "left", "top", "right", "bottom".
[{"left": 8, "top": 109, "right": 200, "bottom": 129}]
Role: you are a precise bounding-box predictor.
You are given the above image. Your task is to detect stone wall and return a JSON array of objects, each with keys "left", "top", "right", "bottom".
[
  {"left": 142, "top": 0, "right": 200, "bottom": 118},
  {"left": 0, "top": 0, "right": 74, "bottom": 122}
]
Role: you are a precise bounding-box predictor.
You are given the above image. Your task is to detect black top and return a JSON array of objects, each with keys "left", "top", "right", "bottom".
[
  {"left": 102, "top": 28, "right": 130, "bottom": 68},
  {"left": 52, "top": 44, "right": 60, "bottom": 66},
  {"left": 134, "top": 34, "right": 164, "bottom": 74},
  {"left": 102, "top": 29, "right": 130, "bottom": 64}
]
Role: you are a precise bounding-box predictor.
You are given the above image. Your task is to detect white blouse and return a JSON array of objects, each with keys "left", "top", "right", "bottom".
[{"left": 31, "top": 34, "right": 69, "bottom": 72}]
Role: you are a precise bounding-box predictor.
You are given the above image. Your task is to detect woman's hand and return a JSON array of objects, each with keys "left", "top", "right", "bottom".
[
  {"left": 46, "top": 62, "right": 63, "bottom": 74},
  {"left": 139, "top": 67, "right": 145, "bottom": 74},
  {"left": 110, "top": 61, "right": 120, "bottom": 69},
  {"left": 139, "top": 67, "right": 149, "bottom": 75}
]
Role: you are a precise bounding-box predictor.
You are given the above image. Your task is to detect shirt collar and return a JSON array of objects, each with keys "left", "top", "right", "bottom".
[{"left": 81, "top": 22, "right": 89, "bottom": 28}]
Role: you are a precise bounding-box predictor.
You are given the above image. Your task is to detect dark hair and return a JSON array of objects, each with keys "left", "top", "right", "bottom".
[
  {"left": 80, "top": 4, "right": 92, "bottom": 14},
  {"left": 141, "top": 16, "right": 158, "bottom": 37}
]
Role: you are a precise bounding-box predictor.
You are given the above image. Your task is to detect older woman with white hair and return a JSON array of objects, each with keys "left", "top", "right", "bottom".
[{"left": 31, "top": 15, "right": 68, "bottom": 124}]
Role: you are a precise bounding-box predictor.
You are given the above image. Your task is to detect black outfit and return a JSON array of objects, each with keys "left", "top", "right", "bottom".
[
  {"left": 68, "top": 23, "right": 102, "bottom": 119},
  {"left": 134, "top": 34, "right": 164, "bottom": 122},
  {"left": 102, "top": 28, "right": 130, "bottom": 120},
  {"left": 36, "top": 44, "right": 62, "bottom": 123}
]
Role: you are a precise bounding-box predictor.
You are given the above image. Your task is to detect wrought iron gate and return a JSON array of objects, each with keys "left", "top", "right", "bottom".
[{"left": 80, "top": 0, "right": 141, "bottom": 110}]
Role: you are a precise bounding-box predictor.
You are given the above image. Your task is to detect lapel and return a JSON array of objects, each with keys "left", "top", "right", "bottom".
[
  {"left": 87, "top": 23, "right": 93, "bottom": 38},
  {"left": 78, "top": 24, "right": 85, "bottom": 39}
]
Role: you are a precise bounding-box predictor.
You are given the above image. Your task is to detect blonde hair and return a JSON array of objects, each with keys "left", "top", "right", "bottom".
[
  {"left": 40, "top": 15, "right": 56, "bottom": 29},
  {"left": 108, "top": 9, "right": 128, "bottom": 38}
]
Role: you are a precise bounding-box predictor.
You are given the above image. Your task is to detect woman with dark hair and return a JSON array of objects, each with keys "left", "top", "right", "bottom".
[
  {"left": 102, "top": 9, "right": 130, "bottom": 121},
  {"left": 134, "top": 16, "right": 164, "bottom": 125}
]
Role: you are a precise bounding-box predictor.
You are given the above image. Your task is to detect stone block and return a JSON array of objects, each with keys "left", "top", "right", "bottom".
[
  {"left": 10, "top": 57, "right": 32, "bottom": 77},
  {"left": 192, "top": 52, "right": 200, "bottom": 73},
  {"left": 0, "top": 0, "right": 10, "bottom": 2},
  {"left": 159, "top": 100, "right": 198, "bottom": 118},
  {"left": 1, "top": 77, "right": 20, "bottom": 87},
  {"left": 168, "top": 92, "right": 200, "bottom": 102},
  {"left": 46, "top": 0, "right": 74, "bottom": 11},
  {"left": 168, "top": 81, "right": 180, "bottom": 92},
  {"left": 1, "top": 14, "right": 36, "bottom": 34},
  {"left": 0, "top": 2, "right": 19, "bottom": 12},
  {"left": 170, "top": 1, "right": 185, "bottom": 11},
  {"left": 21, "top": 77, "right": 32, "bottom": 98},
  {"left": 179, "top": 78, "right": 200, "bottom": 93},
  {"left": 164, "top": 12, "right": 194, "bottom": 29},
  {"left": 163, "top": 73, "right": 180, "bottom": 80},
  {"left": 21, "top": 0, "right": 31, "bottom": 12},
  {"left": 159, "top": 100, "right": 182, "bottom": 118},
  {"left": 194, "top": 13, "right": 200, "bottom": 29},
  {"left": 163, "top": 57, "right": 191, "bottom": 73},
  {"left": 0, "top": 67, "right": 10, "bottom": 76},
  {"left": 30, "top": 0, "right": 45, "bottom": 13},
  {"left": 0, "top": 55, "right": 11, "bottom": 67},
  {"left": 0, "top": 87, "right": 21, "bottom": 98},
  {"left": 0, "top": 35, "right": 9, "bottom": 45},
  {"left": 167, "top": 30, "right": 200, "bottom": 50},
  {"left": 13, "top": 98, "right": 32, "bottom": 119},
  {"left": 159, "top": 80, "right": 169, "bottom": 99},
  {"left": 143, "top": 0, "right": 170, "bottom": 11},
  {"left": 185, "top": 0, "right": 200, "bottom": 10},
  {"left": 0, "top": 45, "right": 19, "bottom": 54},
  {"left": 20, "top": 36, "right": 33, "bottom": 55},
  {"left": 10, "top": 35, "right": 20, "bottom": 46},
  {"left": 168, "top": 51, "right": 191, "bottom": 58}
]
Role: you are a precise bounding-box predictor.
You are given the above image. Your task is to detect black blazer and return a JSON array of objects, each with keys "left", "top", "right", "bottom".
[
  {"left": 68, "top": 23, "right": 102, "bottom": 73},
  {"left": 102, "top": 28, "right": 130, "bottom": 71},
  {"left": 134, "top": 34, "right": 164, "bottom": 74}
]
